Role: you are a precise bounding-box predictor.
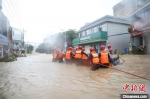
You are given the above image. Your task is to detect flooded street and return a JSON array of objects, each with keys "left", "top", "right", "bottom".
[{"left": 0, "top": 53, "right": 150, "bottom": 99}]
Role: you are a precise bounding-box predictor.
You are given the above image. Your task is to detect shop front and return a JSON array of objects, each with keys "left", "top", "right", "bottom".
[{"left": 73, "top": 31, "right": 107, "bottom": 54}]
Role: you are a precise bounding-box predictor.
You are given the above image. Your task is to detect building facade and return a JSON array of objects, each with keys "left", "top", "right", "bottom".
[
  {"left": 130, "top": 1, "right": 150, "bottom": 54},
  {"left": 113, "top": 0, "right": 150, "bottom": 18},
  {"left": 73, "top": 15, "right": 130, "bottom": 54},
  {"left": 11, "top": 27, "right": 24, "bottom": 55}
]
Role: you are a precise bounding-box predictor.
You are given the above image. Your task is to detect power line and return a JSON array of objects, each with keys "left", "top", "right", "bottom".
[
  {"left": 5, "top": 0, "right": 22, "bottom": 28},
  {"left": 9, "top": 0, "right": 22, "bottom": 27}
]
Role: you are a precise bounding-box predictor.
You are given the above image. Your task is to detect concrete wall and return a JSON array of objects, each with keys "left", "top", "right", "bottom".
[
  {"left": 12, "top": 28, "right": 23, "bottom": 41},
  {"left": 107, "top": 22, "right": 130, "bottom": 53}
]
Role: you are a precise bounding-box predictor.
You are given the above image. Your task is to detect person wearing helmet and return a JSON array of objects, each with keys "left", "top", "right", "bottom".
[
  {"left": 52, "top": 47, "right": 59, "bottom": 62},
  {"left": 75, "top": 46, "right": 88, "bottom": 66},
  {"left": 82, "top": 48, "right": 88, "bottom": 66},
  {"left": 57, "top": 49, "right": 64, "bottom": 63},
  {"left": 107, "top": 44, "right": 113, "bottom": 55},
  {"left": 106, "top": 44, "right": 120, "bottom": 66},
  {"left": 99, "top": 45, "right": 111, "bottom": 68},
  {"left": 65, "top": 47, "right": 74, "bottom": 64},
  {"left": 87, "top": 47, "right": 100, "bottom": 71}
]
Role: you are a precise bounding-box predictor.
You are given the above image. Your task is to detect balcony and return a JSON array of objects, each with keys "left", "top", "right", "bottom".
[{"left": 72, "top": 31, "right": 107, "bottom": 45}]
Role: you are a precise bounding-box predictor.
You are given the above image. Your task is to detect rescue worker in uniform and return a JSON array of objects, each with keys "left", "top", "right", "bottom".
[
  {"left": 57, "top": 49, "right": 64, "bottom": 63},
  {"left": 52, "top": 48, "right": 59, "bottom": 62},
  {"left": 87, "top": 47, "right": 100, "bottom": 71},
  {"left": 82, "top": 48, "right": 88, "bottom": 66},
  {"left": 106, "top": 44, "right": 120, "bottom": 66},
  {"left": 65, "top": 47, "right": 74, "bottom": 64},
  {"left": 99, "top": 45, "right": 111, "bottom": 68},
  {"left": 108, "top": 44, "right": 113, "bottom": 55},
  {"left": 75, "top": 46, "right": 88, "bottom": 66}
]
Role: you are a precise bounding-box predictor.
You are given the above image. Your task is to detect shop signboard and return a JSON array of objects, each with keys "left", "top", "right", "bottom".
[{"left": 80, "top": 36, "right": 91, "bottom": 42}]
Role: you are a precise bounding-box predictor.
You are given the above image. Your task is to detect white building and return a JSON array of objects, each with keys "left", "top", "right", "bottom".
[
  {"left": 12, "top": 27, "right": 24, "bottom": 55},
  {"left": 73, "top": 15, "right": 130, "bottom": 54}
]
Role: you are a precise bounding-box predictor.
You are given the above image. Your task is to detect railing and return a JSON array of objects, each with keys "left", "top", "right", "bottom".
[{"left": 72, "top": 31, "right": 107, "bottom": 45}]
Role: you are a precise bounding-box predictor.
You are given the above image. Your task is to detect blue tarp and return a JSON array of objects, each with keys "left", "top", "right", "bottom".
[{"left": 0, "top": 34, "right": 9, "bottom": 45}]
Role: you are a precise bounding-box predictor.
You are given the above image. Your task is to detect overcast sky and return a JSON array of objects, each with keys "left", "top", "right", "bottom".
[{"left": 2, "top": 0, "right": 121, "bottom": 43}]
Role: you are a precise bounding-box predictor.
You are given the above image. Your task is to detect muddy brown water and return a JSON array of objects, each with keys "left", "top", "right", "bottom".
[{"left": 0, "top": 53, "right": 150, "bottom": 99}]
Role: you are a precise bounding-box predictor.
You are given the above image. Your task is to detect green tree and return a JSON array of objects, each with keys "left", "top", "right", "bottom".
[
  {"left": 27, "top": 44, "right": 34, "bottom": 53},
  {"left": 55, "top": 29, "right": 76, "bottom": 49}
]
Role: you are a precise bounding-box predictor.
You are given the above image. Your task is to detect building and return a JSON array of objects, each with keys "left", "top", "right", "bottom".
[
  {"left": 129, "top": 1, "right": 150, "bottom": 54},
  {"left": 0, "top": 1, "right": 9, "bottom": 57},
  {"left": 11, "top": 27, "right": 24, "bottom": 55},
  {"left": 73, "top": 15, "right": 130, "bottom": 54},
  {"left": 113, "top": 0, "right": 149, "bottom": 18}
]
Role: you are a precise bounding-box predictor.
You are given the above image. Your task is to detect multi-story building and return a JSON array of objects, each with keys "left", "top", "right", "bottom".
[
  {"left": 0, "top": 0, "right": 10, "bottom": 57},
  {"left": 129, "top": 1, "right": 150, "bottom": 54},
  {"left": 113, "top": 0, "right": 150, "bottom": 54},
  {"left": 73, "top": 15, "right": 130, "bottom": 54},
  {"left": 113, "top": 0, "right": 149, "bottom": 18},
  {"left": 11, "top": 27, "right": 24, "bottom": 55}
]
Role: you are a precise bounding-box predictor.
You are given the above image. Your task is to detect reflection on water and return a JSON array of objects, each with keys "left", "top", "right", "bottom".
[{"left": 0, "top": 53, "right": 150, "bottom": 99}]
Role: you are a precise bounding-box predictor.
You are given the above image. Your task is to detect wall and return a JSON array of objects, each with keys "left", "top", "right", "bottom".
[
  {"left": 12, "top": 28, "right": 23, "bottom": 41},
  {"left": 107, "top": 22, "right": 130, "bottom": 53}
]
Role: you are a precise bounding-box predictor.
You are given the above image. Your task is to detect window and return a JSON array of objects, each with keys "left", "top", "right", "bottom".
[
  {"left": 86, "top": 29, "right": 91, "bottom": 35},
  {"left": 93, "top": 26, "right": 98, "bottom": 33},
  {"left": 100, "top": 23, "right": 107, "bottom": 31},
  {"left": 80, "top": 31, "right": 85, "bottom": 37}
]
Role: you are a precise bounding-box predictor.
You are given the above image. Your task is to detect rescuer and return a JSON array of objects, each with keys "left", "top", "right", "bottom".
[
  {"left": 65, "top": 47, "right": 74, "bottom": 64},
  {"left": 75, "top": 46, "right": 88, "bottom": 66},
  {"left": 57, "top": 49, "right": 64, "bottom": 63},
  {"left": 106, "top": 44, "right": 120, "bottom": 66},
  {"left": 82, "top": 48, "right": 88, "bottom": 66},
  {"left": 99, "top": 45, "right": 111, "bottom": 68},
  {"left": 87, "top": 47, "right": 100, "bottom": 71},
  {"left": 52, "top": 48, "right": 59, "bottom": 62},
  {"left": 108, "top": 44, "right": 113, "bottom": 55}
]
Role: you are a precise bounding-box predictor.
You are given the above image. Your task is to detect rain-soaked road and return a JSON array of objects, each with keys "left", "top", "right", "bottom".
[{"left": 0, "top": 53, "right": 150, "bottom": 99}]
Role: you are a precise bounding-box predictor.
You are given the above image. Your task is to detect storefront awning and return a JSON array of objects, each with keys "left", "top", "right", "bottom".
[{"left": 0, "top": 34, "right": 9, "bottom": 45}]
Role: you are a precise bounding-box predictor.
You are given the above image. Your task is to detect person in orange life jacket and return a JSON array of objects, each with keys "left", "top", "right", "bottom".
[
  {"left": 57, "top": 49, "right": 64, "bottom": 63},
  {"left": 82, "top": 48, "right": 88, "bottom": 66},
  {"left": 106, "top": 44, "right": 119, "bottom": 66},
  {"left": 75, "top": 46, "right": 88, "bottom": 66},
  {"left": 87, "top": 47, "right": 100, "bottom": 71},
  {"left": 99, "top": 45, "right": 111, "bottom": 68},
  {"left": 65, "top": 47, "right": 74, "bottom": 64},
  {"left": 108, "top": 44, "right": 113, "bottom": 55},
  {"left": 52, "top": 48, "right": 59, "bottom": 62}
]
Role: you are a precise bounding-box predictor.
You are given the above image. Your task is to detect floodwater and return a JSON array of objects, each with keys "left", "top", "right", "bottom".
[{"left": 0, "top": 53, "right": 150, "bottom": 99}]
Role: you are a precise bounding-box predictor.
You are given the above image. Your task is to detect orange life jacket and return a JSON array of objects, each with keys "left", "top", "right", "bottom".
[
  {"left": 82, "top": 50, "right": 87, "bottom": 59},
  {"left": 58, "top": 51, "right": 63, "bottom": 58},
  {"left": 91, "top": 51, "right": 99, "bottom": 64},
  {"left": 65, "top": 50, "right": 71, "bottom": 59},
  {"left": 75, "top": 49, "right": 82, "bottom": 59},
  {"left": 100, "top": 51, "right": 109, "bottom": 64},
  {"left": 53, "top": 49, "right": 57, "bottom": 58}
]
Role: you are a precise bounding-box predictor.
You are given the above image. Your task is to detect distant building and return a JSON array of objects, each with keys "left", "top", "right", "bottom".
[{"left": 73, "top": 15, "right": 130, "bottom": 54}]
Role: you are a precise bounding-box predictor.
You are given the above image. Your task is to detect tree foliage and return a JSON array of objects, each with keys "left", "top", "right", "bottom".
[
  {"left": 55, "top": 29, "right": 76, "bottom": 49},
  {"left": 27, "top": 44, "right": 34, "bottom": 53}
]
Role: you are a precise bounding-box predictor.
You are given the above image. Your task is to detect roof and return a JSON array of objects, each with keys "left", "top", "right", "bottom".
[{"left": 78, "top": 15, "right": 130, "bottom": 33}]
